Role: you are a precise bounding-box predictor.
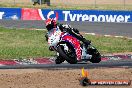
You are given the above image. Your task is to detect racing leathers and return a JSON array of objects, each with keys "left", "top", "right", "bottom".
[{"left": 45, "top": 23, "right": 91, "bottom": 50}]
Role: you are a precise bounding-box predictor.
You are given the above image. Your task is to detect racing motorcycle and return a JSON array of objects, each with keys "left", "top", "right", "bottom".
[{"left": 46, "top": 25, "right": 101, "bottom": 64}]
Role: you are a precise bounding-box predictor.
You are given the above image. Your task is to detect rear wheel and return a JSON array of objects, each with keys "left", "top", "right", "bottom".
[
  {"left": 87, "top": 46, "right": 101, "bottom": 63},
  {"left": 57, "top": 43, "right": 77, "bottom": 64}
]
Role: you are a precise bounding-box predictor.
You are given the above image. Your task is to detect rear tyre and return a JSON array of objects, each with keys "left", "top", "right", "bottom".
[
  {"left": 57, "top": 45, "right": 77, "bottom": 64},
  {"left": 87, "top": 46, "right": 101, "bottom": 63}
]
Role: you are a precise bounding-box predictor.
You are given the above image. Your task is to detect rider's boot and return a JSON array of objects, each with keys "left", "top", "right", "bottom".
[{"left": 82, "top": 38, "right": 91, "bottom": 48}]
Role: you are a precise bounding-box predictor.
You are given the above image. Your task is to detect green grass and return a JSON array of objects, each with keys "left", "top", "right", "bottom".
[
  {"left": 84, "top": 35, "right": 132, "bottom": 53},
  {"left": 0, "top": 3, "right": 132, "bottom": 10},
  {"left": 0, "top": 27, "right": 132, "bottom": 60},
  {"left": 48, "top": 4, "right": 132, "bottom": 11},
  {"left": 0, "top": 28, "right": 54, "bottom": 60}
]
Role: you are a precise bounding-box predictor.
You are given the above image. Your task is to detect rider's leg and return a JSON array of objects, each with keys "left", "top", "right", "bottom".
[{"left": 71, "top": 32, "right": 91, "bottom": 47}]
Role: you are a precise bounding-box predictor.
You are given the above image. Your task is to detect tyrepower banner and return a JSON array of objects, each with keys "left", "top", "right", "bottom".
[
  {"left": 21, "top": 8, "right": 132, "bottom": 22},
  {"left": 21, "top": 8, "right": 43, "bottom": 20},
  {"left": 60, "top": 10, "right": 132, "bottom": 22},
  {"left": 0, "top": 8, "right": 21, "bottom": 20},
  {"left": 1, "top": 8, "right": 132, "bottom": 22}
]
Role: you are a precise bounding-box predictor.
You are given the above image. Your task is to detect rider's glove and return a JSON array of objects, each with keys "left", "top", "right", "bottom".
[
  {"left": 60, "top": 24, "right": 71, "bottom": 33},
  {"left": 62, "top": 24, "right": 71, "bottom": 29},
  {"left": 72, "top": 28, "right": 79, "bottom": 34},
  {"left": 59, "top": 24, "right": 64, "bottom": 32}
]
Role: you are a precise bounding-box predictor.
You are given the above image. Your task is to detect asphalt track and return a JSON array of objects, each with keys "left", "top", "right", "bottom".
[
  {"left": 0, "top": 20, "right": 132, "bottom": 38},
  {"left": 0, "top": 60, "right": 132, "bottom": 69},
  {"left": 0, "top": 20, "right": 132, "bottom": 69}
]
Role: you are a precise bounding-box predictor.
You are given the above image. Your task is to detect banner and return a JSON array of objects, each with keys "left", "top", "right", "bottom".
[
  {"left": 1, "top": 8, "right": 132, "bottom": 23},
  {"left": 39, "top": 9, "right": 132, "bottom": 22},
  {"left": 21, "top": 8, "right": 43, "bottom": 20},
  {"left": 0, "top": 8, "right": 21, "bottom": 20},
  {"left": 21, "top": 9, "right": 132, "bottom": 22}
]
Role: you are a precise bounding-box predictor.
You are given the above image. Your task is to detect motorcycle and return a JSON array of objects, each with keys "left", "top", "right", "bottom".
[{"left": 46, "top": 25, "right": 101, "bottom": 64}]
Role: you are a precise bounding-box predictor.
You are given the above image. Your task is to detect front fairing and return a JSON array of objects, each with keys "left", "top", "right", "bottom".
[
  {"left": 47, "top": 27, "right": 82, "bottom": 61},
  {"left": 48, "top": 27, "right": 62, "bottom": 47},
  {"left": 60, "top": 33, "right": 82, "bottom": 61}
]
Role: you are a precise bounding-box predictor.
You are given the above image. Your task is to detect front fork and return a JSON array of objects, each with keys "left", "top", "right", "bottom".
[{"left": 56, "top": 43, "right": 68, "bottom": 56}]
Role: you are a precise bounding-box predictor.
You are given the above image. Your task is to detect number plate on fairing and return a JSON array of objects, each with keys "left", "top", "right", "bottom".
[{"left": 48, "top": 28, "right": 62, "bottom": 46}]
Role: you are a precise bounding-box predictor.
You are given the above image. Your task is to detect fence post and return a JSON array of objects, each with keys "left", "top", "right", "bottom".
[
  {"left": 46, "top": 0, "right": 50, "bottom": 6},
  {"left": 39, "top": 0, "right": 42, "bottom": 5},
  {"left": 123, "top": 0, "right": 126, "bottom": 9},
  {"left": 14, "top": 0, "right": 16, "bottom": 5},
  {"left": 94, "top": 0, "right": 97, "bottom": 8}
]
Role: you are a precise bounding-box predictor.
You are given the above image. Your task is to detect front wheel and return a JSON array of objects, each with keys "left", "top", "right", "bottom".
[
  {"left": 57, "top": 44, "right": 77, "bottom": 64},
  {"left": 87, "top": 46, "right": 101, "bottom": 63},
  {"left": 55, "top": 56, "right": 65, "bottom": 64}
]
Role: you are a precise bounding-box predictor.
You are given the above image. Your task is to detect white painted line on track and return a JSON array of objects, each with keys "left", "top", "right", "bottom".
[
  {"left": 84, "top": 32, "right": 132, "bottom": 40},
  {"left": 104, "top": 35, "right": 111, "bottom": 37},
  {"left": 128, "top": 38, "right": 132, "bottom": 40},
  {"left": 115, "top": 36, "right": 124, "bottom": 38},
  {"left": 35, "top": 29, "right": 45, "bottom": 30},
  {"left": 33, "top": 29, "right": 132, "bottom": 40},
  {"left": 85, "top": 33, "right": 96, "bottom": 35}
]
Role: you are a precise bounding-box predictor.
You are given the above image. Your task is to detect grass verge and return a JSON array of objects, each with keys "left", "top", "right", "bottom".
[
  {"left": 0, "top": 3, "right": 132, "bottom": 10},
  {"left": 0, "top": 27, "right": 132, "bottom": 60}
]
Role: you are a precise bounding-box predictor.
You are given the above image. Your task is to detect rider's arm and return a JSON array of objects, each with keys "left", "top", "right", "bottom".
[
  {"left": 58, "top": 23, "right": 80, "bottom": 35},
  {"left": 58, "top": 23, "right": 64, "bottom": 32},
  {"left": 72, "top": 28, "right": 79, "bottom": 34}
]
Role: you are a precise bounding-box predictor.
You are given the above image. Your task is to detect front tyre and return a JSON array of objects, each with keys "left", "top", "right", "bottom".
[
  {"left": 55, "top": 56, "right": 65, "bottom": 64},
  {"left": 57, "top": 45, "right": 77, "bottom": 64},
  {"left": 87, "top": 46, "right": 101, "bottom": 63}
]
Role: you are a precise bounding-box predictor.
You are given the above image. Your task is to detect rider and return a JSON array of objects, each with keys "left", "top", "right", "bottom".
[{"left": 45, "top": 18, "right": 91, "bottom": 48}]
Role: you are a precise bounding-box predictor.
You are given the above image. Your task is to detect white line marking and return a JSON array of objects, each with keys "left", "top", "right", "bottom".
[
  {"left": 104, "top": 35, "right": 111, "bottom": 37},
  {"left": 28, "top": 29, "right": 132, "bottom": 40},
  {"left": 85, "top": 33, "right": 96, "bottom": 35},
  {"left": 115, "top": 36, "right": 124, "bottom": 38},
  {"left": 36, "top": 29, "right": 45, "bottom": 30}
]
